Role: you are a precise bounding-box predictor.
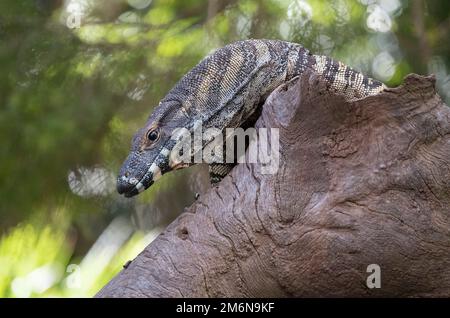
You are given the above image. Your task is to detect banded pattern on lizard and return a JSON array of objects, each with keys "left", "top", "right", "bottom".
[{"left": 117, "top": 39, "right": 385, "bottom": 197}]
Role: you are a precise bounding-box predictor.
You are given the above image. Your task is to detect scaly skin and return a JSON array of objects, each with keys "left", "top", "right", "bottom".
[{"left": 117, "top": 39, "right": 385, "bottom": 197}]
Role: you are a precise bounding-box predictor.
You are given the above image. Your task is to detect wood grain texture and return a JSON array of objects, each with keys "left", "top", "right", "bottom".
[{"left": 97, "top": 72, "right": 450, "bottom": 297}]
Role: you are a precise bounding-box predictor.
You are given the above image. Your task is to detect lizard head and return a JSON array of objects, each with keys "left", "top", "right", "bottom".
[{"left": 116, "top": 99, "right": 193, "bottom": 197}]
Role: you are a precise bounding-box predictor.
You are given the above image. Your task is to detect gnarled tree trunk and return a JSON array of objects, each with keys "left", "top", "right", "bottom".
[{"left": 97, "top": 72, "right": 450, "bottom": 297}]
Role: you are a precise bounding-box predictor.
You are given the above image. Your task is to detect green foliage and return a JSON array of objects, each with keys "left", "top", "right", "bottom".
[
  {"left": 0, "top": 0, "right": 449, "bottom": 297},
  {"left": 0, "top": 210, "right": 159, "bottom": 297}
]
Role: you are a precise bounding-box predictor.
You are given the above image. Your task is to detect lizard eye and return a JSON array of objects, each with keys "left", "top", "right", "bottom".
[{"left": 147, "top": 128, "right": 160, "bottom": 143}]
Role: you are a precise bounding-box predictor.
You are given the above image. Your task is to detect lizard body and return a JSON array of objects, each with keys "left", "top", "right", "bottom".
[{"left": 117, "top": 39, "right": 385, "bottom": 197}]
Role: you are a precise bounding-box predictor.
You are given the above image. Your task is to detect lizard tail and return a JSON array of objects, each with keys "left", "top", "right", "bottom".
[{"left": 310, "top": 54, "right": 386, "bottom": 101}]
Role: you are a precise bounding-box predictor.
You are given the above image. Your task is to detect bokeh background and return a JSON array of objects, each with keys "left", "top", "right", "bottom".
[{"left": 0, "top": 0, "right": 449, "bottom": 297}]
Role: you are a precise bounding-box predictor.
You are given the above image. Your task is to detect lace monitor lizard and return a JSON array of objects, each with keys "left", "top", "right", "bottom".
[{"left": 116, "top": 39, "right": 385, "bottom": 197}]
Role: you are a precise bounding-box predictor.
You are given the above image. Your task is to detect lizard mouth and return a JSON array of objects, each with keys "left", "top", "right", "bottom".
[
  {"left": 122, "top": 162, "right": 188, "bottom": 197},
  {"left": 119, "top": 154, "right": 191, "bottom": 197},
  {"left": 122, "top": 178, "right": 154, "bottom": 198},
  {"left": 118, "top": 171, "right": 154, "bottom": 198}
]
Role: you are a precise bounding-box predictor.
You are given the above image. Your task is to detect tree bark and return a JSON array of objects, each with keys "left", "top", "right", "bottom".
[{"left": 97, "top": 72, "right": 450, "bottom": 297}]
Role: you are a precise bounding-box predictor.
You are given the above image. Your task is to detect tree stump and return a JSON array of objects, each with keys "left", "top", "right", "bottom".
[{"left": 97, "top": 72, "right": 450, "bottom": 297}]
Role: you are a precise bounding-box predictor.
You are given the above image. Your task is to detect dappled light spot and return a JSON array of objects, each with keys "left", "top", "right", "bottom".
[
  {"left": 366, "top": 5, "right": 392, "bottom": 33},
  {"left": 312, "top": 34, "right": 334, "bottom": 55},
  {"left": 279, "top": 21, "right": 291, "bottom": 40},
  {"left": 236, "top": 15, "right": 252, "bottom": 38},
  {"left": 378, "top": 0, "right": 402, "bottom": 15},
  {"left": 127, "top": 74, "right": 150, "bottom": 101},
  {"left": 66, "top": 0, "right": 90, "bottom": 18},
  {"left": 358, "top": 0, "right": 376, "bottom": 5},
  {"left": 287, "top": 0, "right": 313, "bottom": 28},
  {"left": 11, "top": 264, "right": 63, "bottom": 298},
  {"left": 117, "top": 11, "right": 142, "bottom": 24},
  {"left": 372, "top": 51, "right": 396, "bottom": 81},
  {"left": 67, "top": 167, "right": 115, "bottom": 197},
  {"left": 331, "top": 0, "right": 351, "bottom": 26},
  {"left": 127, "top": 0, "right": 152, "bottom": 10},
  {"left": 375, "top": 32, "right": 400, "bottom": 52}
]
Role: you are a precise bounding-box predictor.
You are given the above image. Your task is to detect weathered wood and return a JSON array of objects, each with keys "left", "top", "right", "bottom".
[{"left": 97, "top": 72, "right": 450, "bottom": 297}]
